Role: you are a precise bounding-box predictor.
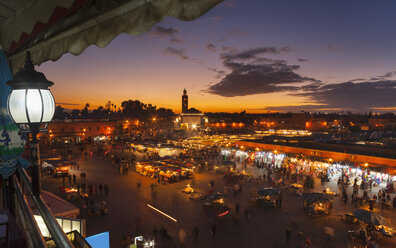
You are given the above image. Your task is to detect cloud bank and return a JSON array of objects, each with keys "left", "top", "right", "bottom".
[
  {"left": 163, "top": 47, "right": 191, "bottom": 60},
  {"left": 150, "top": 26, "right": 179, "bottom": 37},
  {"left": 206, "top": 47, "right": 320, "bottom": 97},
  {"left": 206, "top": 46, "right": 396, "bottom": 111}
]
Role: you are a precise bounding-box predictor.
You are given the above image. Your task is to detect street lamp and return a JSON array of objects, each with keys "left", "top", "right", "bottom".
[{"left": 7, "top": 51, "right": 55, "bottom": 196}]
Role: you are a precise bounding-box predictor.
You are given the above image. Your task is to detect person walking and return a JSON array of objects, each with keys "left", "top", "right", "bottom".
[
  {"left": 89, "top": 197, "right": 94, "bottom": 208},
  {"left": 303, "top": 238, "right": 311, "bottom": 248},
  {"left": 152, "top": 226, "right": 159, "bottom": 239},
  {"left": 276, "top": 195, "right": 282, "bottom": 208},
  {"left": 244, "top": 208, "right": 249, "bottom": 221},
  {"left": 369, "top": 199, "right": 374, "bottom": 211},
  {"left": 150, "top": 183, "right": 155, "bottom": 194},
  {"left": 297, "top": 231, "right": 304, "bottom": 248},
  {"left": 178, "top": 228, "right": 186, "bottom": 245},
  {"left": 234, "top": 183, "right": 239, "bottom": 197},
  {"left": 210, "top": 223, "right": 216, "bottom": 237},
  {"left": 192, "top": 226, "right": 199, "bottom": 244},
  {"left": 136, "top": 182, "right": 141, "bottom": 192},
  {"left": 104, "top": 184, "right": 109, "bottom": 195},
  {"left": 353, "top": 182, "right": 358, "bottom": 195},
  {"left": 72, "top": 174, "right": 76, "bottom": 184},
  {"left": 134, "top": 216, "right": 141, "bottom": 233},
  {"left": 324, "top": 226, "right": 335, "bottom": 241},
  {"left": 232, "top": 217, "right": 241, "bottom": 233},
  {"left": 191, "top": 176, "right": 196, "bottom": 186},
  {"left": 285, "top": 229, "right": 291, "bottom": 244},
  {"left": 235, "top": 203, "right": 240, "bottom": 215},
  {"left": 125, "top": 235, "right": 131, "bottom": 247},
  {"left": 342, "top": 190, "right": 348, "bottom": 205}
]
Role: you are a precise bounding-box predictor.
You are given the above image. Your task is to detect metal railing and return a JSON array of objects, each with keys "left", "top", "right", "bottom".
[
  {"left": 0, "top": 213, "right": 9, "bottom": 246},
  {"left": 46, "top": 230, "right": 92, "bottom": 248},
  {"left": 11, "top": 167, "right": 74, "bottom": 248},
  {"left": 13, "top": 175, "right": 47, "bottom": 247}
]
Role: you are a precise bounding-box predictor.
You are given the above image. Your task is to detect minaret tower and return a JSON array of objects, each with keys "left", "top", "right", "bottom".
[{"left": 182, "top": 88, "right": 188, "bottom": 113}]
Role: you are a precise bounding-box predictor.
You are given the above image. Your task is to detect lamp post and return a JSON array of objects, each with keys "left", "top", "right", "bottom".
[{"left": 7, "top": 51, "right": 55, "bottom": 196}]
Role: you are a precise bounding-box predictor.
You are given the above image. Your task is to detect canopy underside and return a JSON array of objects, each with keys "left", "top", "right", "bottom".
[{"left": 0, "top": 0, "right": 223, "bottom": 73}]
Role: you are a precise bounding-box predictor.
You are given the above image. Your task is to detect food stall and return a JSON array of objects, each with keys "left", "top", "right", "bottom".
[
  {"left": 179, "top": 167, "right": 194, "bottom": 179},
  {"left": 64, "top": 187, "right": 79, "bottom": 201},
  {"left": 349, "top": 209, "right": 395, "bottom": 244},
  {"left": 182, "top": 184, "right": 194, "bottom": 194},
  {"left": 303, "top": 193, "right": 332, "bottom": 215},
  {"left": 54, "top": 166, "right": 70, "bottom": 177},
  {"left": 189, "top": 192, "right": 204, "bottom": 200},
  {"left": 204, "top": 192, "right": 225, "bottom": 205},
  {"left": 159, "top": 168, "right": 178, "bottom": 183},
  {"left": 256, "top": 188, "right": 282, "bottom": 208},
  {"left": 135, "top": 163, "right": 146, "bottom": 175},
  {"left": 289, "top": 183, "right": 303, "bottom": 196},
  {"left": 136, "top": 162, "right": 161, "bottom": 178},
  {"left": 42, "top": 157, "right": 77, "bottom": 177}
]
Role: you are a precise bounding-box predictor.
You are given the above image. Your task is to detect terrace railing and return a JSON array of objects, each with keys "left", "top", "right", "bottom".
[
  {"left": 5, "top": 167, "right": 75, "bottom": 248},
  {"left": 46, "top": 230, "right": 92, "bottom": 248}
]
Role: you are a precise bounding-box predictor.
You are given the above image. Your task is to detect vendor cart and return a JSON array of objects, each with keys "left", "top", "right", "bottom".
[
  {"left": 256, "top": 188, "right": 282, "bottom": 208},
  {"left": 303, "top": 193, "right": 333, "bottom": 215}
]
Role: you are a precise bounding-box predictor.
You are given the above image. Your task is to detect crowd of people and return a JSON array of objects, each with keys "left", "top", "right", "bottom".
[{"left": 41, "top": 141, "right": 395, "bottom": 248}]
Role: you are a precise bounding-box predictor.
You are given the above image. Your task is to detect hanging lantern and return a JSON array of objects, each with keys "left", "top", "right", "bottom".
[{"left": 7, "top": 51, "right": 55, "bottom": 131}]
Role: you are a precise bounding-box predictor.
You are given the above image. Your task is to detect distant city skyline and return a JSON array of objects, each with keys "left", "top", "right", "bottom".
[{"left": 38, "top": 0, "right": 396, "bottom": 113}]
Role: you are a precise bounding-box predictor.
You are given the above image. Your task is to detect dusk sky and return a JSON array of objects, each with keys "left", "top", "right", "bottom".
[{"left": 38, "top": 0, "right": 396, "bottom": 113}]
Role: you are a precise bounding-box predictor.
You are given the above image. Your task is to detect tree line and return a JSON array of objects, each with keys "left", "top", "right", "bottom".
[{"left": 54, "top": 100, "right": 175, "bottom": 122}]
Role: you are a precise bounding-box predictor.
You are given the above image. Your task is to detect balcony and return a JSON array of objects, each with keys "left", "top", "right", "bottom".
[{"left": 1, "top": 167, "right": 90, "bottom": 248}]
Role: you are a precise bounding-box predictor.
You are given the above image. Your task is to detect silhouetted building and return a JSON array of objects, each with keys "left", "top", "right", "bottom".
[{"left": 182, "top": 88, "right": 188, "bottom": 113}]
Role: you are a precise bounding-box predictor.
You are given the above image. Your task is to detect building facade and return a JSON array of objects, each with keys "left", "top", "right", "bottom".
[
  {"left": 368, "top": 117, "right": 396, "bottom": 130},
  {"left": 258, "top": 113, "right": 329, "bottom": 131},
  {"left": 45, "top": 120, "right": 118, "bottom": 143},
  {"left": 176, "top": 89, "right": 204, "bottom": 129}
]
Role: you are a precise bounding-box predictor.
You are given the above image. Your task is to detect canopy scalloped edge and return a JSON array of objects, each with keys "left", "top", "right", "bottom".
[
  {"left": 7, "top": 0, "right": 223, "bottom": 73},
  {"left": 0, "top": 0, "right": 76, "bottom": 52}
]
